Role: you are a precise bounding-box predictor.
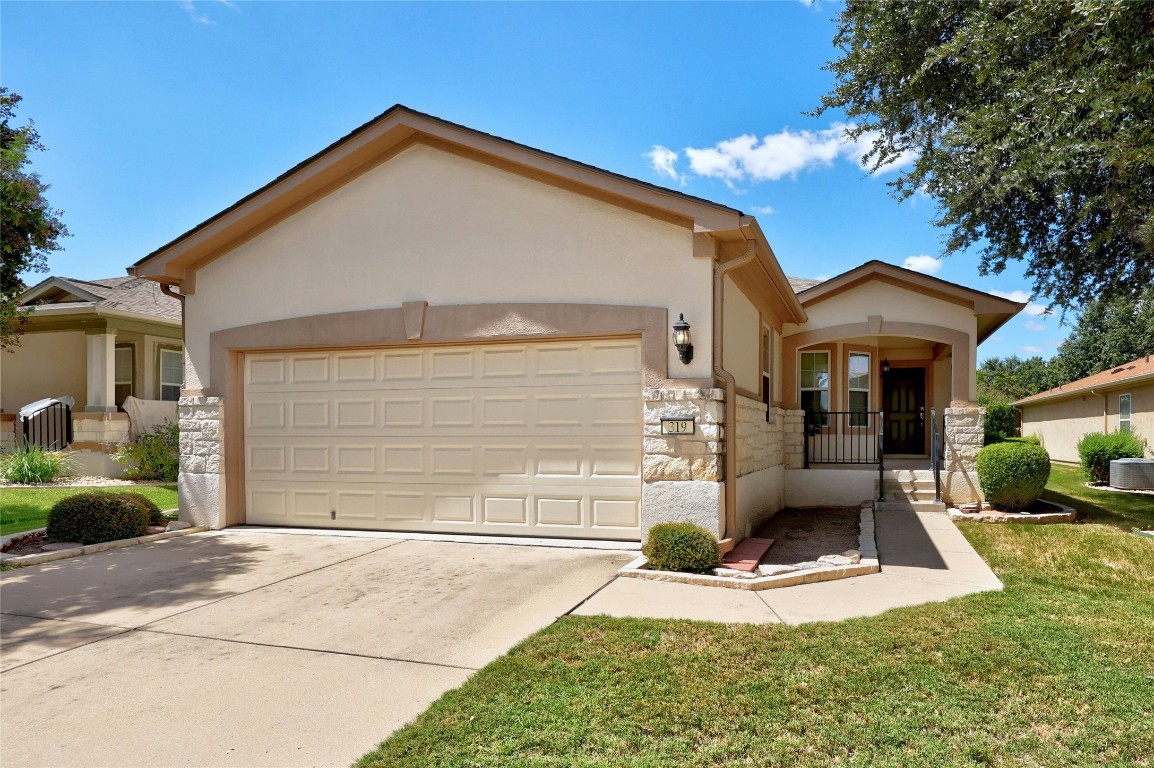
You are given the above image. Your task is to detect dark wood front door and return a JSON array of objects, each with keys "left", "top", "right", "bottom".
[{"left": 884, "top": 368, "right": 926, "bottom": 454}]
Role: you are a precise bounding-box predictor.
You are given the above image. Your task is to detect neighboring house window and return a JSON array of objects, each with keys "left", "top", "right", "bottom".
[
  {"left": 848, "top": 352, "right": 870, "bottom": 426},
  {"left": 159, "top": 349, "right": 183, "bottom": 401},
  {"left": 115, "top": 344, "right": 134, "bottom": 406},
  {"left": 1119, "top": 393, "right": 1132, "bottom": 433},
  {"left": 800, "top": 351, "right": 830, "bottom": 426}
]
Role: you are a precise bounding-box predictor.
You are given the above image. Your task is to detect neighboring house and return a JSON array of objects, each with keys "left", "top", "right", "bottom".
[
  {"left": 0, "top": 276, "right": 183, "bottom": 475},
  {"left": 1015, "top": 355, "right": 1153, "bottom": 463},
  {"left": 129, "top": 106, "right": 1021, "bottom": 546}
]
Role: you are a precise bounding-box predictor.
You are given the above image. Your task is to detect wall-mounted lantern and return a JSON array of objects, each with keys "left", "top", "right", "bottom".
[
  {"left": 672, "top": 313, "right": 693, "bottom": 365},
  {"left": 882, "top": 358, "right": 891, "bottom": 374}
]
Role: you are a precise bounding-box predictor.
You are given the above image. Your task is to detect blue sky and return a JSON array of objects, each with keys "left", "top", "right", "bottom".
[{"left": 2, "top": 1, "right": 1063, "bottom": 362}]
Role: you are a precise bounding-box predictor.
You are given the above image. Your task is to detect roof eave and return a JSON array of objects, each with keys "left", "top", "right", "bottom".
[
  {"left": 131, "top": 105, "right": 744, "bottom": 283},
  {"left": 1014, "top": 370, "right": 1154, "bottom": 406}
]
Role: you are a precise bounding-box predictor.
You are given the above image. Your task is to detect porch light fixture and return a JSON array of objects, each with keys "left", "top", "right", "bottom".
[
  {"left": 882, "top": 358, "right": 891, "bottom": 373},
  {"left": 672, "top": 313, "right": 694, "bottom": 364}
]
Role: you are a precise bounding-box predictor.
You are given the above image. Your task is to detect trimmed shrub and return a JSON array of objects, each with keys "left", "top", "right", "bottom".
[
  {"left": 111, "top": 492, "right": 165, "bottom": 526},
  {"left": 0, "top": 443, "right": 77, "bottom": 484},
  {"left": 46, "top": 492, "right": 149, "bottom": 545},
  {"left": 113, "top": 421, "right": 179, "bottom": 482},
  {"left": 976, "top": 441, "right": 1052, "bottom": 512},
  {"left": 984, "top": 402, "right": 1016, "bottom": 445},
  {"left": 643, "top": 522, "right": 720, "bottom": 573},
  {"left": 1077, "top": 431, "right": 1146, "bottom": 484}
]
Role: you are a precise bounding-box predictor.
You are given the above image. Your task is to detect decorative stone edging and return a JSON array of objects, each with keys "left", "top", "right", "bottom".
[
  {"left": 947, "top": 500, "right": 1077, "bottom": 524},
  {"left": 0, "top": 526, "right": 208, "bottom": 567},
  {"left": 617, "top": 502, "right": 880, "bottom": 591}
]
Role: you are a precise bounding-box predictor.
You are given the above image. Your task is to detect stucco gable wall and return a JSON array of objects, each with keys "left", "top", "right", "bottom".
[
  {"left": 184, "top": 143, "right": 711, "bottom": 391},
  {"left": 1021, "top": 383, "right": 1154, "bottom": 463}
]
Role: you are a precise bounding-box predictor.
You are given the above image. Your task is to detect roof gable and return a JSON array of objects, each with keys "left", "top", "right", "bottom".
[
  {"left": 130, "top": 105, "right": 747, "bottom": 285},
  {"left": 18, "top": 275, "right": 181, "bottom": 323}
]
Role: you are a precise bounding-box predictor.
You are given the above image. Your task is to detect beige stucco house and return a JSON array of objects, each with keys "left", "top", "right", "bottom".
[
  {"left": 0, "top": 276, "right": 183, "bottom": 475},
  {"left": 1016, "top": 355, "right": 1153, "bottom": 463},
  {"left": 129, "top": 106, "right": 1021, "bottom": 548}
]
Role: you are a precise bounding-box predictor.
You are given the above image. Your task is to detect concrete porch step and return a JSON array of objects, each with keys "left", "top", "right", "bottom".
[
  {"left": 880, "top": 491, "right": 941, "bottom": 504},
  {"left": 881, "top": 479, "right": 938, "bottom": 491},
  {"left": 875, "top": 500, "right": 948, "bottom": 513}
]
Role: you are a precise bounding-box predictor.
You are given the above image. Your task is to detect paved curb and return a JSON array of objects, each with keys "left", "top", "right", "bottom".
[
  {"left": 617, "top": 503, "right": 880, "bottom": 591},
  {"left": 0, "top": 527, "right": 208, "bottom": 567}
]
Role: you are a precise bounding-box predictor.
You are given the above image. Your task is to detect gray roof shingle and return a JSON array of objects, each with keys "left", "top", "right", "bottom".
[{"left": 25, "top": 276, "right": 181, "bottom": 323}]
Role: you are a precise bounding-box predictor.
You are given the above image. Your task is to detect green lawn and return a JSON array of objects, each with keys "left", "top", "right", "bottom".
[
  {"left": 356, "top": 467, "right": 1154, "bottom": 767},
  {"left": 0, "top": 485, "right": 179, "bottom": 536}
]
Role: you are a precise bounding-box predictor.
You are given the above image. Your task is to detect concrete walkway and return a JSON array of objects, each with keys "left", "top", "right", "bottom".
[
  {"left": 573, "top": 508, "right": 1003, "bottom": 624},
  {"left": 0, "top": 532, "right": 633, "bottom": 768}
]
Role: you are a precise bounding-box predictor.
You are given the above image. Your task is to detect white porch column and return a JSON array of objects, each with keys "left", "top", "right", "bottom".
[{"left": 85, "top": 329, "right": 117, "bottom": 412}]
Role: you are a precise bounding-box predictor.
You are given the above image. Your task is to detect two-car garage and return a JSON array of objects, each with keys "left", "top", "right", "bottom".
[{"left": 242, "top": 338, "right": 644, "bottom": 540}]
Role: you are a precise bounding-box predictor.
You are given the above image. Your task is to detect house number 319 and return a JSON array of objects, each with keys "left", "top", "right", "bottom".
[{"left": 660, "top": 417, "right": 695, "bottom": 435}]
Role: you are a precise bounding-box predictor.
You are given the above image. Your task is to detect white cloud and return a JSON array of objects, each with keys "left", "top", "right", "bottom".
[
  {"left": 902, "top": 255, "right": 942, "bottom": 275},
  {"left": 1020, "top": 345, "right": 1044, "bottom": 356},
  {"left": 179, "top": 0, "right": 236, "bottom": 25},
  {"left": 990, "top": 289, "right": 1050, "bottom": 317},
  {"left": 1024, "top": 319, "right": 1046, "bottom": 331},
  {"left": 749, "top": 205, "right": 777, "bottom": 215},
  {"left": 179, "top": 0, "right": 213, "bottom": 24},
  {"left": 681, "top": 122, "right": 917, "bottom": 187},
  {"left": 645, "top": 145, "right": 680, "bottom": 181}
]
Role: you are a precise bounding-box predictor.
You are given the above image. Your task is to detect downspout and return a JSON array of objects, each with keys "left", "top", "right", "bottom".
[
  {"left": 713, "top": 235, "right": 757, "bottom": 549},
  {"left": 159, "top": 283, "right": 186, "bottom": 343},
  {"left": 1090, "top": 388, "right": 1108, "bottom": 432}
]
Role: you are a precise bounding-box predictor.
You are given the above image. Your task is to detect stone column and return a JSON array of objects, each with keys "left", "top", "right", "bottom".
[
  {"left": 943, "top": 406, "right": 984, "bottom": 505},
  {"left": 641, "top": 388, "right": 725, "bottom": 537},
  {"left": 178, "top": 396, "right": 223, "bottom": 528},
  {"left": 85, "top": 330, "right": 117, "bottom": 412}
]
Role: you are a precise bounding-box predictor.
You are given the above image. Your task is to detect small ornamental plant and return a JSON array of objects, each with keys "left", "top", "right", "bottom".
[
  {"left": 46, "top": 492, "right": 150, "bottom": 545},
  {"left": 976, "top": 440, "right": 1052, "bottom": 512},
  {"left": 643, "top": 522, "right": 721, "bottom": 573},
  {"left": 1076, "top": 431, "right": 1146, "bottom": 484},
  {"left": 113, "top": 421, "right": 179, "bottom": 482},
  {"left": 0, "top": 443, "right": 77, "bottom": 484}
]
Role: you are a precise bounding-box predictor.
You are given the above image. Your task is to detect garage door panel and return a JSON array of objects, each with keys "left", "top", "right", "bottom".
[{"left": 244, "top": 339, "right": 641, "bottom": 539}]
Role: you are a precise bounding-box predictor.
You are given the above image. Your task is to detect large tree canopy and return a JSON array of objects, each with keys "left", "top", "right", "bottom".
[
  {"left": 817, "top": 0, "right": 1154, "bottom": 311},
  {"left": 1, "top": 87, "right": 69, "bottom": 349}
]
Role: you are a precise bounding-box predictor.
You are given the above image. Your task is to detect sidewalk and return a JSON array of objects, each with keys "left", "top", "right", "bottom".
[{"left": 572, "top": 508, "right": 1002, "bottom": 625}]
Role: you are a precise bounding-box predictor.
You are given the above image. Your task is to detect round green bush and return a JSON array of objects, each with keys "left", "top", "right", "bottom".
[
  {"left": 1076, "top": 431, "right": 1146, "bottom": 484},
  {"left": 643, "top": 522, "right": 720, "bottom": 573},
  {"left": 976, "top": 441, "right": 1052, "bottom": 512},
  {"left": 46, "top": 493, "right": 150, "bottom": 545},
  {"left": 111, "top": 492, "right": 164, "bottom": 527}
]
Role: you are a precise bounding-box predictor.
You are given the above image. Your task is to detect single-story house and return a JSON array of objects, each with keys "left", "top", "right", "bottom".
[
  {"left": 129, "top": 105, "right": 1022, "bottom": 547},
  {"left": 0, "top": 276, "right": 183, "bottom": 475},
  {"left": 1015, "top": 355, "right": 1153, "bottom": 463}
]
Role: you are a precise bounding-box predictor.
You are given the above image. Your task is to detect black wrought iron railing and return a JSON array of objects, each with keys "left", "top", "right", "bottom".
[
  {"left": 929, "top": 407, "right": 943, "bottom": 502},
  {"left": 803, "top": 410, "right": 884, "bottom": 467},
  {"left": 17, "top": 400, "right": 73, "bottom": 451}
]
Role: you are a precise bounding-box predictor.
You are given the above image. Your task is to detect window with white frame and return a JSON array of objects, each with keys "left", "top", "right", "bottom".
[
  {"left": 114, "top": 345, "right": 134, "bottom": 406},
  {"left": 1119, "top": 393, "right": 1132, "bottom": 433},
  {"left": 800, "top": 350, "right": 830, "bottom": 426},
  {"left": 848, "top": 352, "right": 870, "bottom": 426},
  {"left": 159, "top": 348, "right": 183, "bottom": 401}
]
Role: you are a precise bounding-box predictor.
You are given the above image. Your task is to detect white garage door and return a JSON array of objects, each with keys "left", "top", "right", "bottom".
[{"left": 243, "top": 339, "right": 643, "bottom": 540}]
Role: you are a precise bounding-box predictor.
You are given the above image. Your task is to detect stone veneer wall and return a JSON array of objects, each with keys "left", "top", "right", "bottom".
[
  {"left": 734, "top": 395, "right": 784, "bottom": 477},
  {"left": 781, "top": 409, "right": 806, "bottom": 468},
  {"left": 641, "top": 388, "right": 725, "bottom": 537},
  {"left": 178, "top": 396, "right": 224, "bottom": 527},
  {"left": 943, "top": 406, "right": 984, "bottom": 505}
]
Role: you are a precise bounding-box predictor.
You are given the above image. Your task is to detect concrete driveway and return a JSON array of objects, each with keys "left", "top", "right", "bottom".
[{"left": 0, "top": 530, "right": 633, "bottom": 768}]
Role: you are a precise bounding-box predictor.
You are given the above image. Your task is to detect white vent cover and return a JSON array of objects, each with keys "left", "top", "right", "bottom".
[{"left": 1110, "top": 459, "right": 1154, "bottom": 491}]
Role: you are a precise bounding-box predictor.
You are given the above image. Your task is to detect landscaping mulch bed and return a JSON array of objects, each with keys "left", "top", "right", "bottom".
[
  {"left": 753, "top": 506, "right": 861, "bottom": 565},
  {"left": 1, "top": 527, "right": 169, "bottom": 557},
  {"left": 0, "top": 476, "right": 173, "bottom": 489}
]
